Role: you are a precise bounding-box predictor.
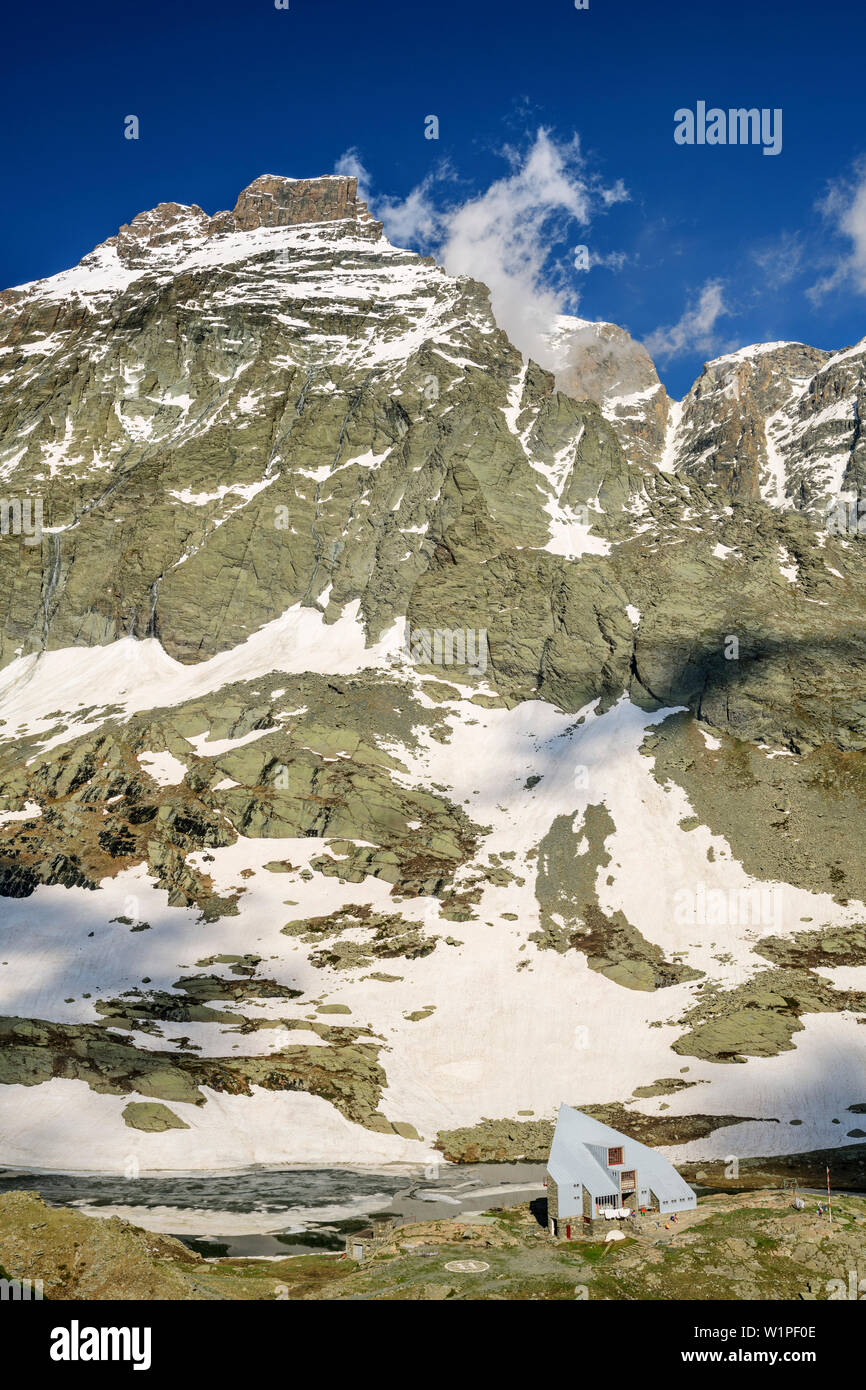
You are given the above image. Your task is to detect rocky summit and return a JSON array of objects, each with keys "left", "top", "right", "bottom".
[{"left": 1, "top": 174, "right": 865, "bottom": 1181}]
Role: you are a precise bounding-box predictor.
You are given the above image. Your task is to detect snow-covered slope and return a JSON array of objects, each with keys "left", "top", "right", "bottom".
[
  {"left": 1, "top": 177, "right": 866, "bottom": 1178},
  {"left": 4, "top": 690, "right": 865, "bottom": 1173}
]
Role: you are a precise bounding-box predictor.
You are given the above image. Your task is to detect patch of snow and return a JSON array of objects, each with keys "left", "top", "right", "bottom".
[
  {"left": 0, "top": 799, "right": 41, "bottom": 825},
  {"left": 0, "top": 601, "right": 407, "bottom": 752},
  {"left": 137, "top": 751, "right": 188, "bottom": 786}
]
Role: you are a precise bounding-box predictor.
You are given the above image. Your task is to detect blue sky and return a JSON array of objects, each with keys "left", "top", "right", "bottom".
[{"left": 3, "top": 0, "right": 866, "bottom": 395}]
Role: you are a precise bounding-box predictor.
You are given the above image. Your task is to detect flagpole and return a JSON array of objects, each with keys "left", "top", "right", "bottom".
[{"left": 826, "top": 1165, "right": 832, "bottom": 1223}]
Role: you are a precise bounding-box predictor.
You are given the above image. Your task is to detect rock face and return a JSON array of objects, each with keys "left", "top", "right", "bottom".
[
  {"left": 0, "top": 175, "right": 631, "bottom": 670},
  {"left": 1, "top": 175, "right": 866, "bottom": 1177},
  {"left": 546, "top": 313, "right": 671, "bottom": 469},
  {"left": 669, "top": 343, "right": 834, "bottom": 504},
  {"left": 227, "top": 174, "right": 381, "bottom": 234},
  {"left": 549, "top": 321, "right": 866, "bottom": 524},
  {"left": 639, "top": 339, "right": 866, "bottom": 520}
]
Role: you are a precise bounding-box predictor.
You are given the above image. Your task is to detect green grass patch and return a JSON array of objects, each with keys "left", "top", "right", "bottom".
[{"left": 558, "top": 1240, "right": 609, "bottom": 1264}]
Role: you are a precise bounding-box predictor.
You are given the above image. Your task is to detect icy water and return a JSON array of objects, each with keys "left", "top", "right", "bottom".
[{"left": 0, "top": 1163, "right": 547, "bottom": 1256}]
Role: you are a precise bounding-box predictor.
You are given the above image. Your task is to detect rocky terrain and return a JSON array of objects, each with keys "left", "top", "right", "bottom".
[
  {"left": 2, "top": 1187, "right": 864, "bottom": 1301},
  {"left": 1, "top": 174, "right": 865, "bottom": 1180},
  {"left": 545, "top": 313, "right": 671, "bottom": 468},
  {"left": 551, "top": 317, "right": 866, "bottom": 519}
]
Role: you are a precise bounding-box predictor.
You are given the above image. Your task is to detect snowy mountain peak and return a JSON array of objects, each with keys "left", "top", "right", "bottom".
[
  {"left": 113, "top": 202, "right": 213, "bottom": 264},
  {"left": 545, "top": 312, "right": 671, "bottom": 469},
  {"left": 546, "top": 315, "right": 866, "bottom": 519},
  {"left": 114, "top": 175, "right": 381, "bottom": 255},
  {"left": 2, "top": 174, "right": 866, "bottom": 1181},
  {"left": 226, "top": 173, "right": 381, "bottom": 236}
]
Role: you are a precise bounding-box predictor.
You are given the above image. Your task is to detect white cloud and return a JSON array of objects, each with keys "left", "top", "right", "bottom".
[
  {"left": 643, "top": 280, "right": 730, "bottom": 361},
  {"left": 750, "top": 231, "right": 805, "bottom": 289},
  {"left": 587, "top": 249, "right": 629, "bottom": 272},
  {"left": 377, "top": 169, "right": 452, "bottom": 248},
  {"left": 336, "top": 130, "right": 628, "bottom": 365},
  {"left": 808, "top": 160, "right": 866, "bottom": 301},
  {"left": 333, "top": 148, "right": 373, "bottom": 203}
]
